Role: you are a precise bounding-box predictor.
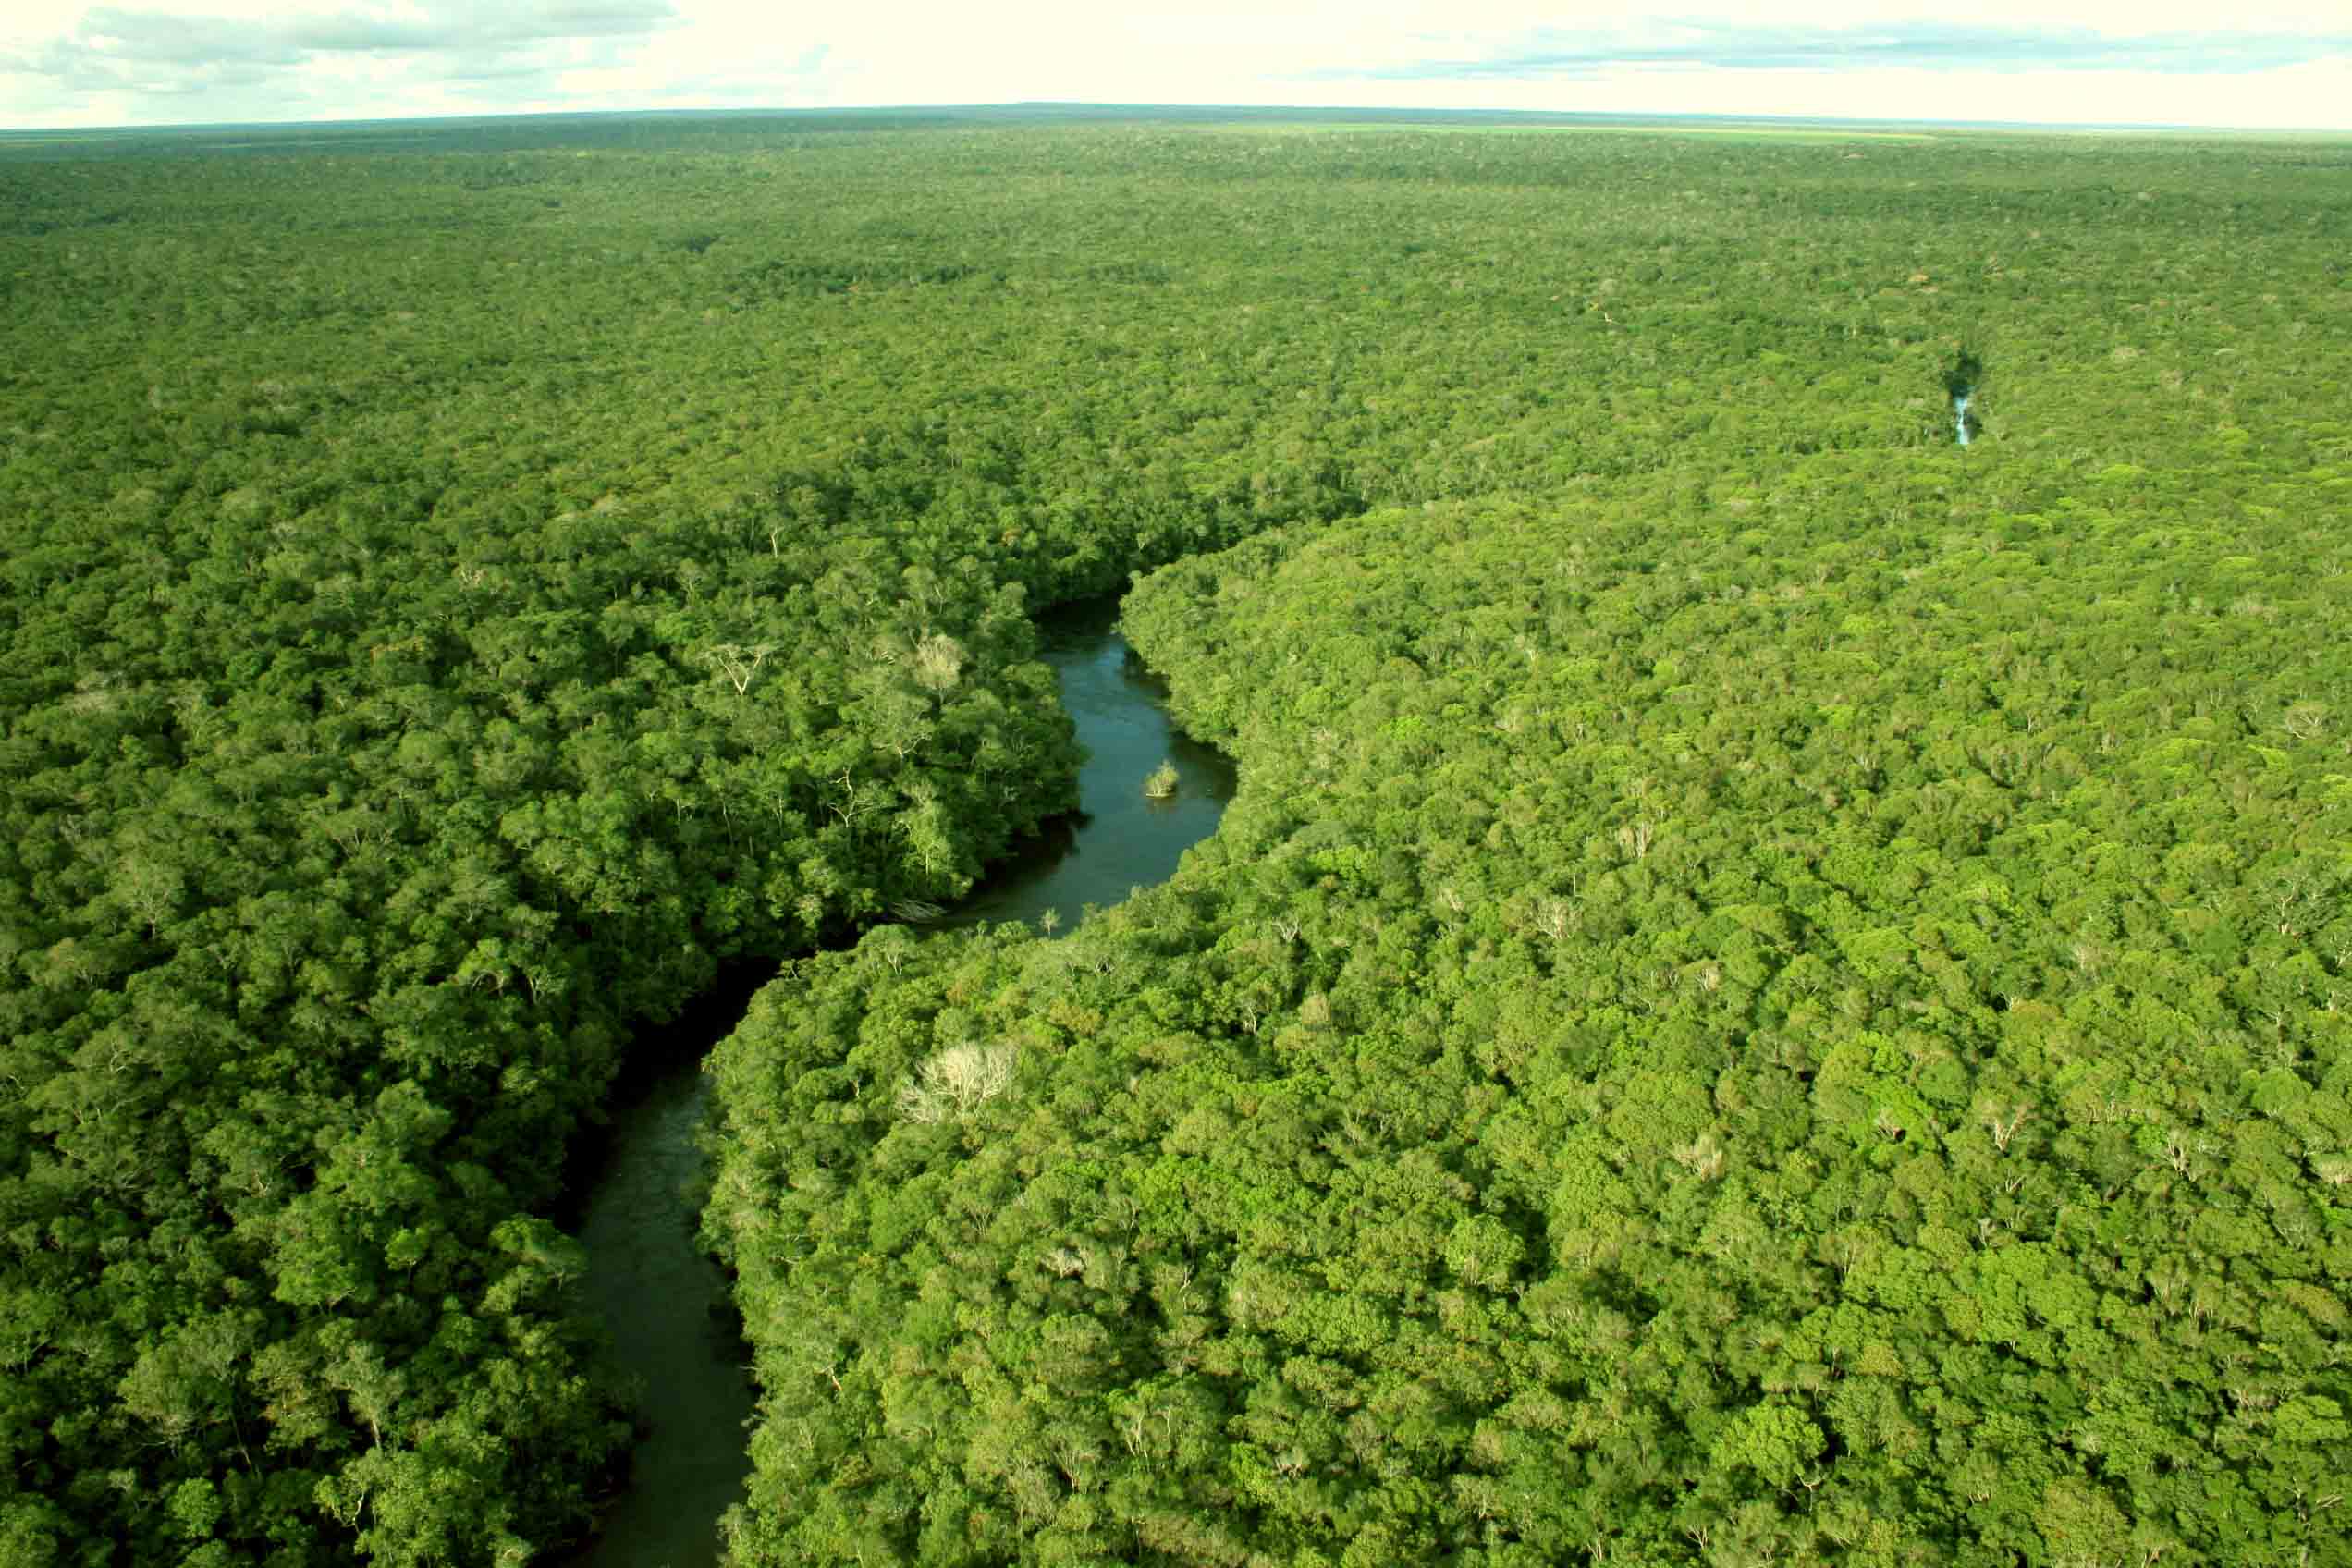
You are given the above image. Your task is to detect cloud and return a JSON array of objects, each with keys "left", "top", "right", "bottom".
[
  {"left": 67, "top": 0, "right": 675, "bottom": 62},
  {"left": 3, "top": 1, "right": 2349, "bottom": 129},
  {"left": 5, "top": 0, "right": 676, "bottom": 111},
  {"left": 1333, "top": 20, "right": 2352, "bottom": 82}
]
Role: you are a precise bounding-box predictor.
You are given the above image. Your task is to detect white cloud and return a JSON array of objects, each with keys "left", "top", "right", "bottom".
[{"left": 3, "top": 0, "right": 2348, "bottom": 129}]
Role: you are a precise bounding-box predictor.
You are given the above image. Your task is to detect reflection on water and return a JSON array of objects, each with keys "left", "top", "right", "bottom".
[
  {"left": 562, "top": 595, "right": 1232, "bottom": 1566},
  {"left": 949, "top": 596, "right": 1236, "bottom": 935},
  {"left": 564, "top": 1041, "right": 755, "bottom": 1568}
]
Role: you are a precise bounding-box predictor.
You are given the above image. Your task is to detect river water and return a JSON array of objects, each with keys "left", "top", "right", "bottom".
[
  {"left": 561, "top": 595, "right": 1235, "bottom": 1567},
  {"left": 947, "top": 596, "right": 1233, "bottom": 931}
]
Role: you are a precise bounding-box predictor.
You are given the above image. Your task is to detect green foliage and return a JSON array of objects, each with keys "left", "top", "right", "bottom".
[
  {"left": 6, "top": 112, "right": 2350, "bottom": 1563},
  {"left": 1710, "top": 1404, "right": 1826, "bottom": 1489},
  {"left": 696, "top": 124, "right": 2350, "bottom": 1568}
]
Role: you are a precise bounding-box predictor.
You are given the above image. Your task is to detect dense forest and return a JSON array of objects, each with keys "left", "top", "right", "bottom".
[{"left": 2, "top": 111, "right": 2348, "bottom": 1564}]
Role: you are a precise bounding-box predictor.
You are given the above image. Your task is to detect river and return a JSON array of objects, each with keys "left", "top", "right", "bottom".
[{"left": 561, "top": 595, "right": 1235, "bottom": 1567}]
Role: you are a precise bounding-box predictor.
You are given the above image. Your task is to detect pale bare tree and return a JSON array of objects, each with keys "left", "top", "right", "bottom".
[
  {"left": 701, "top": 642, "right": 777, "bottom": 696},
  {"left": 897, "top": 1043, "right": 1018, "bottom": 1123},
  {"left": 911, "top": 632, "right": 964, "bottom": 692}
]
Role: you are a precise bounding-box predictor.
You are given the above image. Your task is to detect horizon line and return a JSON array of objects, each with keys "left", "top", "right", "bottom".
[{"left": 6, "top": 99, "right": 2350, "bottom": 141}]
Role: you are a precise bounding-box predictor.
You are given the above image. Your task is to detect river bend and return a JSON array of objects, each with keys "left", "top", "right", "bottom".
[{"left": 563, "top": 596, "right": 1234, "bottom": 1566}]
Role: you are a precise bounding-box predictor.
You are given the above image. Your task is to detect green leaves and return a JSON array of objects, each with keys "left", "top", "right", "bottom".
[{"left": 1709, "top": 1403, "right": 1826, "bottom": 1490}]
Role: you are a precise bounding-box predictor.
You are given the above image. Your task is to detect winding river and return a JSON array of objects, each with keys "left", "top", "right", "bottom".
[{"left": 562, "top": 595, "right": 1235, "bottom": 1567}]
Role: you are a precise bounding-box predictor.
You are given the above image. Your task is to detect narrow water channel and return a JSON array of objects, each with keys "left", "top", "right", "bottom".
[
  {"left": 948, "top": 596, "right": 1235, "bottom": 931},
  {"left": 561, "top": 595, "right": 1235, "bottom": 1567},
  {"left": 1946, "top": 352, "right": 1983, "bottom": 449}
]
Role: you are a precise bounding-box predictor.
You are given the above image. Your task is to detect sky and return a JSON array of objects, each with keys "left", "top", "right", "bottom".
[{"left": 3, "top": 1, "right": 2349, "bottom": 132}]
